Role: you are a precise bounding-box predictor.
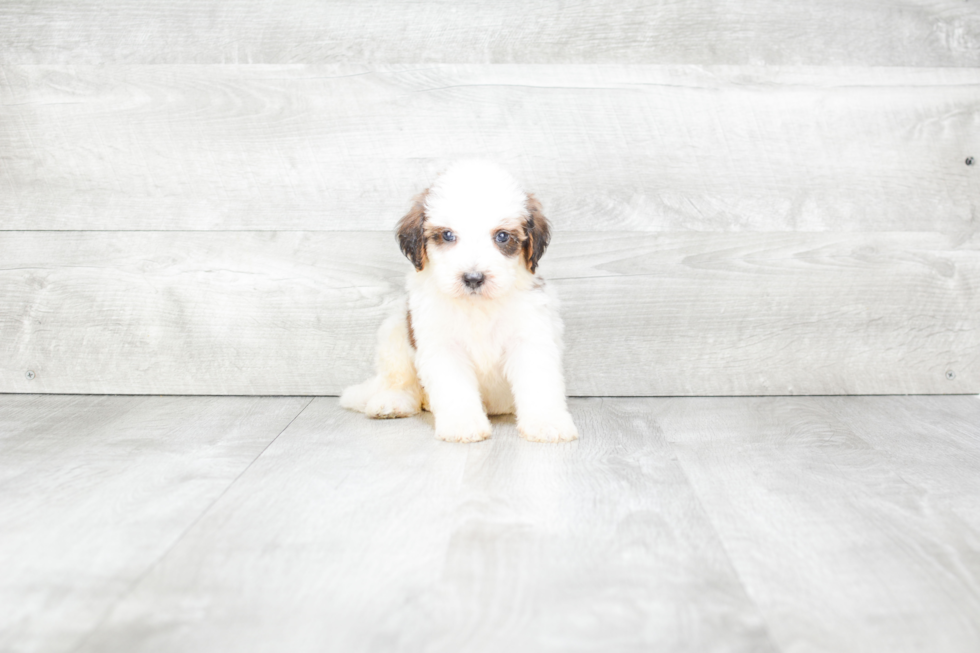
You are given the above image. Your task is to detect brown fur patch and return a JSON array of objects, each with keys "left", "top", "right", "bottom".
[
  {"left": 523, "top": 193, "right": 551, "bottom": 273},
  {"left": 396, "top": 189, "right": 429, "bottom": 270},
  {"left": 406, "top": 309, "right": 417, "bottom": 349},
  {"left": 423, "top": 223, "right": 458, "bottom": 248},
  {"left": 494, "top": 228, "right": 522, "bottom": 257}
]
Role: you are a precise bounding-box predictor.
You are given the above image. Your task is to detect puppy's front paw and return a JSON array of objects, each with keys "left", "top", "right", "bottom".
[
  {"left": 518, "top": 411, "right": 579, "bottom": 443},
  {"left": 434, "top": 412, "right": 492, "bottom": 443},
  {"left": 365, "top": 389, "right": 421, "bottom": 419}
]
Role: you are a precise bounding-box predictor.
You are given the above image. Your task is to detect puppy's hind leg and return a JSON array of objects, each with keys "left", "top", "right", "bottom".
[{"left": 340, "top": 310, "right": 424, "bottom": 419}]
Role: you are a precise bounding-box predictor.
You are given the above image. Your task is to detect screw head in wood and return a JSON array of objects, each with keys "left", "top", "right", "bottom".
[
  {"left": 967, "top": 157, "right": 975, "bottom": 166},
  {"left": 946, "top": 370, "right": 956, "bottom": 380},
  {"left": 25, "top": 370, "right": 35, "bottom": 380}
]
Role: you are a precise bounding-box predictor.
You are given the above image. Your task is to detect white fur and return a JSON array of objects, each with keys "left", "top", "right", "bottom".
[{"left": 341, "top": 160, "right": 578, "bottom": 443}]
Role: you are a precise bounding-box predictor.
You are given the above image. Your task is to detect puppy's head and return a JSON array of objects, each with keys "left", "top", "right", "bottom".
[{"left": 396, "top": 160, "right": 550, "bottom": 299}]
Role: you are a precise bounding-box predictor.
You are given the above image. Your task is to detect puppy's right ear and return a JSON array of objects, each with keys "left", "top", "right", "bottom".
[{"left": 396, "top": 190, "right": 429, "bottom": 271}]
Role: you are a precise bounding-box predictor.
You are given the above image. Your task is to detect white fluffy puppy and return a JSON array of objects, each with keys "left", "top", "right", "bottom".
[{"left": 340, "top": 160, "right": 578, "bottom": 443}]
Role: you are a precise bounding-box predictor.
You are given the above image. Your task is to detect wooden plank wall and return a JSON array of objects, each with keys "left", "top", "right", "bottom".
[
  {"left": 1, "top": 1, "right": 978, "bottom": 395},
  {"left": 2, "top": 1, "right": 979, "bottom": 66}
]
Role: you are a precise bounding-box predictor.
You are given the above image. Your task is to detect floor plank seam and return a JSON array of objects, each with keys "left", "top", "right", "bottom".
[
  {"left": 64, "top": 396, "right": 315, "bottom": 653},
  {"left": 665, "top": 438, "right": 785, "bottom": 652}
]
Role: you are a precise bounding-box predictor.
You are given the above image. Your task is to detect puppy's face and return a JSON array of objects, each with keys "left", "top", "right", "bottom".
[{"left": 397, "top": 161, "right": 550, "bottom": 300}]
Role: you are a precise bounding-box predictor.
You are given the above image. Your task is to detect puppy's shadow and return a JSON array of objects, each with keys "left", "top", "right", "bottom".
[
  {"left": 408, "top": 411, "right": 578, "bottom": 446},
  {"left": 489, "top": 413, "right": 518, "bottom": 433},
  {"left": 412, "top": 410, "right": 520, "bottom": 442}
]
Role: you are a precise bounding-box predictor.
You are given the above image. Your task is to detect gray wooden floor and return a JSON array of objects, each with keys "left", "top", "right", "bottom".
[{"left": 2, "top": 395, "right": 980, "bottom": 652}]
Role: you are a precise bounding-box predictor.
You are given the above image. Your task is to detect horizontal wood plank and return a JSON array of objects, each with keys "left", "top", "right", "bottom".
[
  {"left": 2, "top": 65, "right": 978, "bottom": 232},
  {"left": 1, "top": 0, "right": 978, "bottom": 66},
  {"left": 74, "top": 398, "right": 775, "bottom": 652},
  {"left": 1, "top": 230, "right": 976, "bottom": 396},
  {"left": 0, "top": 395, "right": 310, "bottom": 653}
]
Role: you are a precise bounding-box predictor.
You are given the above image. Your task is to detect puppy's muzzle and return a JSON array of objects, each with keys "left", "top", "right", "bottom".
[{"left": 462, "top": 271, "right": 486, "bottom": 290}]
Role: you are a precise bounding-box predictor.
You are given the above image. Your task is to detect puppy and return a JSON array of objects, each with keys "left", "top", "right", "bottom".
[{"left": 340, "top": 160, "right": 578, "bottom": 443}]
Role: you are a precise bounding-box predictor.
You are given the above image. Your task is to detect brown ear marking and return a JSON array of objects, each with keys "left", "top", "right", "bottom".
[
  {"left": 396, "top": 189, "right": 429, "bottom": 271},
  {"left": 523, "top": 193, "right": 551, "bottom": 273}
]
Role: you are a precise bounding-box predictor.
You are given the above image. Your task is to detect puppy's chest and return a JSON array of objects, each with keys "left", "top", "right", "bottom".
[
  {"left": 413, "top": 301, "right": 513, "bottom": 372},
  {"left": 459, "top": 322, "right": 506, "bottom": 374}
]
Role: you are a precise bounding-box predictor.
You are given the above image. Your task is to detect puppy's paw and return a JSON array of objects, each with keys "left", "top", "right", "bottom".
[
  {"left": 434, "top": 413, "right": 492, "bottom": 443},
  {"left": 339, "top": 380, "right": 375, "bottom": 413},
  {"left": 518, "top": 411, "right": 579, "bottom": 443},
  {"left": 365, "top": 389, "right": 421, "bottom": 419}
]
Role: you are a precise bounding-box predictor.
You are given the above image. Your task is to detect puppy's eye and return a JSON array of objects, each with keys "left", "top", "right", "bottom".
[
  {"left": 494, "top": 231, "right": 510, "bottom": 244},
  {"left": 442, "top": 230, "right": 456, "bottom": 242}
]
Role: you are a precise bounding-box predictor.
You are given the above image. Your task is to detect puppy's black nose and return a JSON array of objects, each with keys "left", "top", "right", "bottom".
[{"left": 462, "top": 272, "right": 486, "bottom": 289}]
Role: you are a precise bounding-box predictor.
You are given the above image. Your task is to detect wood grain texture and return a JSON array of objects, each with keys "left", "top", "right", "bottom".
[
  {"left": 72, "top": 397, "right": 776, "bottom": 653},
  {"left": 0, "top": 394, "right": 310, "bottom": 653},
  {"left": 656, "top": 395, "right": 980, "bottom": 653},
  {"left": 829, "top": 396, "right": 980, "bottom": 530},
  {"left": 7, "top": 396, "right": 978, "bottom": 652},
  {"left": 1, "top": 0, "right": 978, "bottom": 66},
  {"left": 1, "top": 230, "right": 977, "bottom": 396},
  {"left": 2, "top": 65, "right": 978, "bottom": 232}
]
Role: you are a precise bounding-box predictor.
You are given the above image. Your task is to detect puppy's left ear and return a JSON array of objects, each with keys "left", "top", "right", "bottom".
[
  {"left": 523, "top": 193, "right": 551, "bottom": 273},
  {"left": 396, "top": 189, "right": 429, "bottom": 271}
]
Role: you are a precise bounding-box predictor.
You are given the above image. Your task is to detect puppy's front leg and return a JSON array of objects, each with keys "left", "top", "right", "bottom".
[
  {"left": 505, "top": 339, "right": 578, "bottom": 443},
  {"left": 416, "top": 347, "right": 491, "bottom": 443}
]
